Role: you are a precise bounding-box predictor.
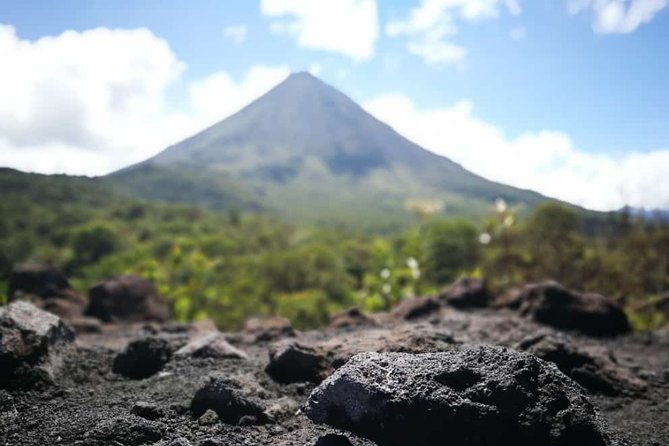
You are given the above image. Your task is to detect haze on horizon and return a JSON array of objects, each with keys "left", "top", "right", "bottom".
[{"left": 0, "top": 0, "right": 668, "bottom": 211}]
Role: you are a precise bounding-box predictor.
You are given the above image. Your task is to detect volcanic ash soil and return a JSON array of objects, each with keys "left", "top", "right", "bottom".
[{"left": 1, "top": 297, "right": 668, "bottom": 446}]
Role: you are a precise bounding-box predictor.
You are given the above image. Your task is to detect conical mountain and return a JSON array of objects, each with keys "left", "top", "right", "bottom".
[{"left": 109, "top": 72, "right": 545, "bottom": 231}]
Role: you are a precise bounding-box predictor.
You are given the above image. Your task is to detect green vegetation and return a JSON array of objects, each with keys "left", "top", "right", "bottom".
[{"left": 1, "top": 168, "right": 667, "bottom": 330}]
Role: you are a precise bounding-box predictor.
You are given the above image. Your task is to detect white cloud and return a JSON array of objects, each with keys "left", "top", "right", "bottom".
[
  {"left": 223, "top": 24, "right": 248, "bottom": 45},
  {"left": 387, "top": 0, "right": 522, "bottom": 66},
  {"left": 363, "top": 93, "right": 669, "bottom": 210},
  {"left": 567, "top": 0, "right": 668, "bottom": 33},
  {"left": 189, "top": 65, "right": 290, "bottom": 127},
  {"left": 407, "top": 40, "right": 467, "bottom": 65},
  {"left": 260, "top": 0, "right": 379, "bottom": 61},
  {"left": 0, "top": 25, "right": 289, "bottom": 175},
  {"left": 509, "top": 26, "right": 526, "bottom": 40}
]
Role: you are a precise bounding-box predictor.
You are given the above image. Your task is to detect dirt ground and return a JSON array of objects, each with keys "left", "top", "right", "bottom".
[{"left": 1, "top": 307, "right": 667, "bottom": 446}]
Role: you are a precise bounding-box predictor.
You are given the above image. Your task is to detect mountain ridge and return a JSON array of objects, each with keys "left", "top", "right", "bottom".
[{"left": 108, "top": 72, "right": 549, "bottom": 231}]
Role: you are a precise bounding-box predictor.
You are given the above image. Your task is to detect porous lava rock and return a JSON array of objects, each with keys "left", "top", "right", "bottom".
[
  {"left": 305, "top": 346, "right": 611, "bottom": 446},
  {"left": 499, "top": 281, "right": 630, "bottom": 337},
  {"left": 439, "top": 277, "right": 491, "bottom": 309},
  {"left": 191, "top": 373, "right": 268, "bottom": 424},
  {"left": 112, "top": 336, "right": 173, "bottom": 379},
  {"left": 174, "top": 331, "right": 248, "bottom": 359},
  {"left": 390, "top": 296, "right": 440, "bottom": 320},
  {"left": 131, "top": 401, "right": 165, "bottom": 420},
  {"left": 243, "top": 316, "right": 296, "bottom": 342},
  {"left": 265, "top": 341, "right": 331, "bottom": 384},
  {"left": 87, "top": 415, "right": 164, "bottom": 445},
  {"left": 0, "top": 301, "right": 74, "bottom": 388},
  {"left": 86, "top": 275, "right": 170, "bottom": 323},
  {"left": 517, "top": 333, "right": 646, "bottom": 395}
]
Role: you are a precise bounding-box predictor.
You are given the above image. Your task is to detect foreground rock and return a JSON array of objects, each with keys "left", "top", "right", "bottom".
[
  {"left": 518, "top": 333, "right": 646, "bottom": 395},
  {"left": 86, "top": 275, "right": 170, "bottom": 323},
  {"left": 500, "top": 281, "right": 630, "bottom": 337},
  {"left": 439, "top": 277, "right": 491, "bottom": 309},
  {"left": 0, "top": 301, "right": 74, "bottom": 388},
  {"left": 112, "top": 336, "right": 173, "bottom": 379},
  {"left": 265, "top": 341, "right": 331, "bottom": 384},
  {"left": 306, "top": 346, "right": 610, "bottom": 446}
]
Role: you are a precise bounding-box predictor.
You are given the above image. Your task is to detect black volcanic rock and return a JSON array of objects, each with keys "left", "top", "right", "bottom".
[
  {"left": 265, "top": 341, "right": 331, "bottom": 384},
  {"left": 191, "top": 373, "right": 268, "bottom": 424},
  {"left": 499, "top": 281, "right": 630, "bottom": 337},
  {"left": 517, "top": 333, "right": 646, "bottom": 395},
  {"left": 315, "top": 434, "right": 354, "bottom": 446},
  {"left": 8, "top": 263, "right": 70, "bottom": 300},
  {"left": 440, "top": 277, "right": 491, "bottom": 309},
  {"left": 86, "top": 275, "right": 170, "bottom": 323},
  {"left": 0, "top": 301, "right": 74, "bottom": 388},
  {"left": 305, "top": 347, "right": 611, "bottom": 446},
  {"left": 391, "top": 296, "right": 441, "bottom": 320},
  {"left": 112, "top": 336, "right": 173, "bottom": 379}
]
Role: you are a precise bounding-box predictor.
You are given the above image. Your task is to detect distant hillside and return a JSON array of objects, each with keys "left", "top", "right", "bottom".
[{"left": 109, "top": 72, "right": 548, "bottom": 231}]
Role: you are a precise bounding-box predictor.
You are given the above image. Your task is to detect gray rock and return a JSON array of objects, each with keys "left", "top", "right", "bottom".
[
  {"left": 191, "top": 373, "right": 268, "bottom": 424},
  {"left": 174, "top": 332, "right": 247, "bottom": 359},
  {"left": 0, "top": 301, "right": 74, "bottom": 388},
  {"left": 266, "top": 341, "right": 331, "bottom": 384},
  {"left": 88, "top": 415, "right": 164, "bottom": 445},
  {"left": 113, "top": 336, "right": 173, "bottom": 379},
  {"left": 132, "top": 401, "right": 164, "bottom": 420},
  {"left": 305, "top": 346, "right": 611, "bottom": 446}
]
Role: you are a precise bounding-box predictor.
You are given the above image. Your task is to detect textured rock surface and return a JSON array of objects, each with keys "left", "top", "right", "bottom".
[
  {"left": 517, "top": 333, "right": 646, "bottom": 395},
  {"left": 439, "top": 277, "right": 491, "bottom": 309},
  {"left": 265, "top": 341, "right": 331, "bottom": 384},
  {"left": 112, "top": 336, "right": 173, "bottom": 379},
  {"left": 86, "top": 275, "right": 170, "bottom": 323},
  {"left": 1, "top": 303, "right": 667, "bottom": 446},
  {"left": 500, "top": 281, "right": 630, "bottom": 337},
  {"left": 0, "top": 301, "right": 75, "bottom": 388},
  {"left": 191, "top": 373, "right": 268, "bottom": 424},
  {"left": 306, "top": 347, "right": 611, "bottom": 446}
]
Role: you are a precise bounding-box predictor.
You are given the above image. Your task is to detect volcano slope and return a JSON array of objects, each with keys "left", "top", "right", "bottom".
[{"left": 1, "top": 295, "right": 667, "bottom": 446}]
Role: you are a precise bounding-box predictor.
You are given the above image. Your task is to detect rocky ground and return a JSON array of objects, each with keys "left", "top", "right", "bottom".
[{"left": 1, "top": 279, "right": 668, "bottom": 446}]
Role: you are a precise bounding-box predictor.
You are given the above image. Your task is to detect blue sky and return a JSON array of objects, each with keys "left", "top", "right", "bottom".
[{"left": 0, "top": 0, "right": 668, "bottom": 209}]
